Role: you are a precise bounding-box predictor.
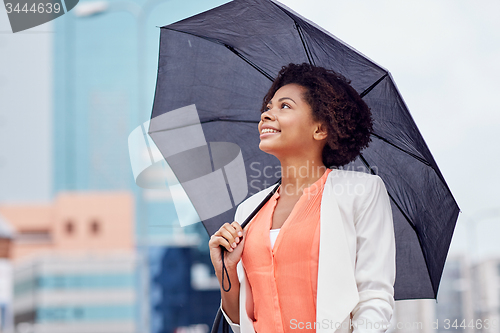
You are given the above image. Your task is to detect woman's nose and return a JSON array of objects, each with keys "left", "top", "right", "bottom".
[{"left": 261, "top": 107, "right": 277, "bottom": 121}]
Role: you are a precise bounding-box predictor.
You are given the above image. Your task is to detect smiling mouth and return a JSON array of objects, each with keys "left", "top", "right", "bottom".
[{"left": 261, "top": 129, "right": 281, "bottom": 134}]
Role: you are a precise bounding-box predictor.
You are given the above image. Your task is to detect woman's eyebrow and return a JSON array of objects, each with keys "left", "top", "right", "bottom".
[{"left": 269, "top": 97, "right": 296, "bottom": 105}]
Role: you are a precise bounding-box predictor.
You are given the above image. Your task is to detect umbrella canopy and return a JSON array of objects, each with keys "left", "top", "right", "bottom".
[{"left": 148, "top": 0, "right": 460, "bottom": 300}]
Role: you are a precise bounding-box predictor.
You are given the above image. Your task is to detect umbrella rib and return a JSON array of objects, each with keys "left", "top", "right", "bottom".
[
  {"left": 269, "top": 1, "right": 315, "bottom": 66},
  {"left": 162, "top": 27, "right": 275, "bottom": 82},
  {"left": 360, "top": 73, "right": 388, "bottom": 98},
  {"left": 222, "top": 44, "right": 276, "bottom": 82},
  {"left": 359, "top": 153, "right": 439, "bottom": 298},
  {"left": 148, "top": 119, "right": 259, "bottom": 134},
  {"left": 200, "top": 119, "right": 259, "bottom": 124},
  {"left": 370, "top": 133, "right": 431, "bottom": 166},
  {"left": 294, "top": 21, "right": 315, "bottom": 65}
]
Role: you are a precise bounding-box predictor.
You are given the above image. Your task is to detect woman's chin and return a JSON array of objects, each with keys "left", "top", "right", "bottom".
[
  {"left": 259, "top": 144, "right": 283, "bottom": 160},
  {"left": 258, "top": 143, "right": 275, "bottom": 154}
]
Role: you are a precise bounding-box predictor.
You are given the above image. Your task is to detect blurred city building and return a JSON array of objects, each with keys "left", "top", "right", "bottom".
[
  {"left": 0, "top": 191, "right": 139, "bottom": 333},
  {"left": 471, "top": 258, "right": 500, "bottom": 333},
  {"left": 0, "top": 192, "right": 134, "bottom": 260},
  {"left": 12, "top": 253, "right": 139, "bottom": 333},
  {"left": 387, "top": 253, "right": 500, "bottom": 333},
  {"left": 389, "top": 299, "right": 435, "bottom": 333},
  {"left": 434, "top": 254, "right": 475, "bottom": 333},
  {"left": 0, "top": 214, "right": 14, "bottom": 332},
  {"left": 0, "top": 12, "right": 53, "bottom": 204}
]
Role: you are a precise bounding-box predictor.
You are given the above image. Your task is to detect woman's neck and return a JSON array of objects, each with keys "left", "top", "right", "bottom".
[{"left": 277, "top": 156, "right": 328, "bottom": 197}]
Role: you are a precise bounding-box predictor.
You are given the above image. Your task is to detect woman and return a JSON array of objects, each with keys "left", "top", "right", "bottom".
[{"left": 209, "top": 63, "right": 396, "bottom": 333}]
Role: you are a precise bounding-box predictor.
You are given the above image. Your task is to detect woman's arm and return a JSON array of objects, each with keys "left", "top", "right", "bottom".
[
  {"left": 351, "top": 175, "right": 396, "bottom": 332},
  {"left": 217, "top": 262, "right": 241, "bottom": 323},
  {"left": 209, "top": 221, "right": 246, "bottom": 331},
  {"left": 219, "top": 261, "right": 244, "bottom": 333}
]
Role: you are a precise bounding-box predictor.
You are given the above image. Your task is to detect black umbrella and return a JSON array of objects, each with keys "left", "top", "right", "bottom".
[{"left": 148, "top": 0, "right": 460, "bottom": 300}]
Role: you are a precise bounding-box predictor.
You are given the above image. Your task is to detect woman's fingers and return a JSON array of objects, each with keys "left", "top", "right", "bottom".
[
  {"left": 208, "top": 221, "right": 247, "bottom": 274},
  {"left": 210, "top": 222, "right": 243, "bottom": 252},
  {"left": 211, "top": 233, "right": 232, "bottom": 252},
  {"left": 231, "top": 221, "right": 244, "bottom": 238},
  {"left": 219, "top": 227, "right": 237, "bottom": 250}
]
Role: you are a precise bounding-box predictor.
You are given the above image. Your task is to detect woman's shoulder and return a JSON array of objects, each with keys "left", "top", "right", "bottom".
[
  {"left": 327, "top": 167, "right": 383, "bottom": 185},
  {"left": 325, "top": 168, "right": 388, "bottom": 204}
]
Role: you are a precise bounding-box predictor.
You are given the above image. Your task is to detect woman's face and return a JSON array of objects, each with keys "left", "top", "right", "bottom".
[{"left": 258, "top": 83, "right": 327, "bottom": 158}]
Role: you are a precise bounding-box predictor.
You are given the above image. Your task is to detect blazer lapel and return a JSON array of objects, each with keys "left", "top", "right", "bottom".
[{"left": 316, "top": 171, "right": 359, "bottom": 333}]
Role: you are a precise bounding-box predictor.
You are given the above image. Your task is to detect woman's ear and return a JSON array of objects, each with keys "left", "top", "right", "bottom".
[{"left": 313, "top": 122, "right": 328, "bottom": 141}]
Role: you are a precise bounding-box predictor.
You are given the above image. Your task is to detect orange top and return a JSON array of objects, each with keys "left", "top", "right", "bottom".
[{"left": 241, "top": 168, "right": 332, "bottom": 332}]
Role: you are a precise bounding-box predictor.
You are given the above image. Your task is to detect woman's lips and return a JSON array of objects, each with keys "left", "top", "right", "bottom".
[{"left": 260, "top": 131, "right": 280, "bottom": 138}]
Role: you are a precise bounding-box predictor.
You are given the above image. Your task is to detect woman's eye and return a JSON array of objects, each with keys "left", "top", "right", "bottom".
[{"left": 281, "top": 103, "right": 290, "bottom": 109}]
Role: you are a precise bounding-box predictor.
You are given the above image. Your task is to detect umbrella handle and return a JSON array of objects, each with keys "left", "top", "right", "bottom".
[
  {"left": 220, "top": 179, "right": 282, "bottom": 292},
  {"left": 241, "top": 179, "right": 281, "bottom": 229}
]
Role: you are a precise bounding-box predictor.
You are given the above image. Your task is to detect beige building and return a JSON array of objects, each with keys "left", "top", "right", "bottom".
[{"left": 0, "top": 191, "right": 135, "bottom": 260}]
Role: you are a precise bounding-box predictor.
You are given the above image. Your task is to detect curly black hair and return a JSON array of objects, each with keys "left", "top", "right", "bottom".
[{"left": 260, "top": 63, "right": 373, "bottom": 167}]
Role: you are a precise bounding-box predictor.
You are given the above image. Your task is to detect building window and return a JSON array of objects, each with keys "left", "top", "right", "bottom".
[
  {"left": 65, "top": 220, "right": 74, "bottom": 235},
  {"left": 90, "top": 220, "right": 100, "bottom": 235}
]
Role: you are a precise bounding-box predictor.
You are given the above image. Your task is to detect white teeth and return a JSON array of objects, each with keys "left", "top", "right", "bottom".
[{"left": 262, "top": 128, "right": 280, "bottom": 134}]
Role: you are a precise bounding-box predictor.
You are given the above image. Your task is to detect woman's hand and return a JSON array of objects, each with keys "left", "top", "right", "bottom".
[
  {"left": 209, "top": 222, "right": 245, "bottom": 325},
  {"left": 209, "top": 221, "right": 246, "bottom": 274}
]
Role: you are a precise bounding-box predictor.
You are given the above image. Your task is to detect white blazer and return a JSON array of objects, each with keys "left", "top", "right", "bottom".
[{"left": 221, "top": 168, "right": 396, "bottom": 333}]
